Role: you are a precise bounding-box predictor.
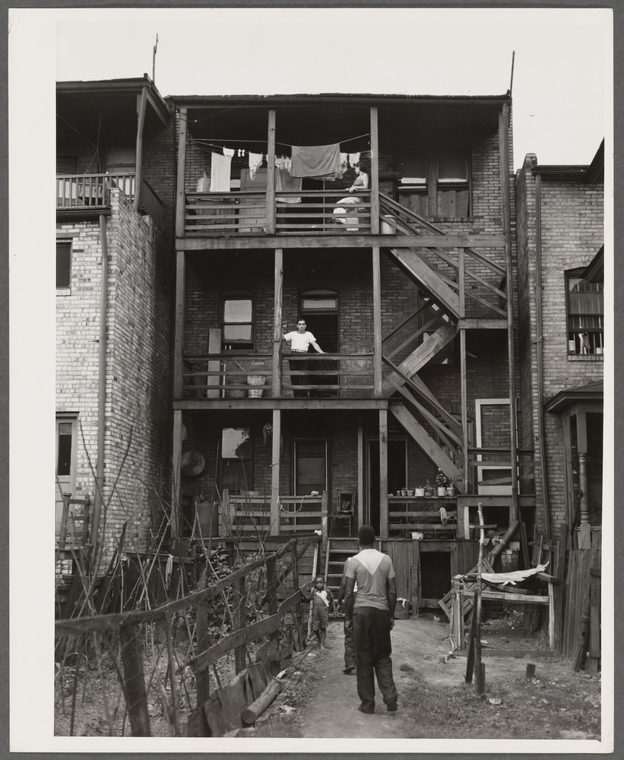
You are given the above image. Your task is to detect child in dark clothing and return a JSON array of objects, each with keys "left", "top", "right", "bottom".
[{"left": 308, "top": 575, "right": 336, "bottom": 650}]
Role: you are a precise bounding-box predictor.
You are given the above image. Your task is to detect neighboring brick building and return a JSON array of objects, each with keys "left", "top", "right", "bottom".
[
  {"left": 515, "top": 142, "right": 604, "bottom": 548},
  {"left": 55, "top": 77, "right": 175, "bottom": 572}
]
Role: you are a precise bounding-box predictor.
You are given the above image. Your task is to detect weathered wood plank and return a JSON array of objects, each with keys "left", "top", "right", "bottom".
[{"left": 195, "top": 614, "right": 282, "bottom": 672}]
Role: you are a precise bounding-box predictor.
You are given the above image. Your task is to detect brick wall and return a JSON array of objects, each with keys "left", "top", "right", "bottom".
[
  {"left": 515, "top": 156, "right": 604, "bottom": 538},
  {"left": 56, "top": 189, "right": 173, "bottom": 563}
]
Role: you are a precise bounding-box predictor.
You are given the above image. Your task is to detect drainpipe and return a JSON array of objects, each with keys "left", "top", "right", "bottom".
[
  {"left": 90, "top": 213, "right": 109, "bottom": 560},
  {"left": 133, "top": 86, "right": 148, "bottom": 212},
  {"left": 534, "top": 174, "right": 552, "bottom": 539}
]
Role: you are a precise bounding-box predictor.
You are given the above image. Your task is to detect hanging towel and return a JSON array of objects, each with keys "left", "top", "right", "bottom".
[
  {"left": 249, "top": 152, "right": 264, "bottom": 180},
  {"left": 291, "top": 142, "right": 341, "bottom": 178},
  {"left": 276, "top": 168, "right": 302, "bottom": 203},
  {"left": 210, "top": 152, "right": 231, "bottom": 192},
  {"left": 349, "top": 152, "right": 361, "bottom": 168},
  {"left": 223, "top": 147, "right": 235, "bottom": 158}
]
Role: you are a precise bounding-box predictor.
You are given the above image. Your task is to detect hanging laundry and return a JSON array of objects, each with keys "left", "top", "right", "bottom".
[
  {"left": 223, "top": 147, "right": 235, "bottom": 158},
  {"left": 276, "top": 168, "right": 302, "bottom": 203},
  {"left": 249, "top": 152, "right": 264, "bottom": 180},
  {"left": 349, "top": 152, "right": 361, "bottom": 168},
  {"left": 291, "top": 143, "right": 341, "bottom": 178},
  {"left": 210, "top": 152, "right": 232, "bottom": 192}
]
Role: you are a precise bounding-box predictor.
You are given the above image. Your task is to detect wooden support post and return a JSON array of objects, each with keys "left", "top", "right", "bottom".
[
  {"left": 175, "top": 107, "right": 188, "bottom": 238},
  {"left": 234, "top": 576, "right": 247, "bottom": 673},
  {"left": 473, "top": 503, "right": 485, "bottom": 692},
  {"left": 266, "top": 110, "right": 276, "bottom": 234},
  {"left": 119, "top": 623, "right": 151, "bottom": 736},
  {"left": 164, "top": 616, "right": 182, "bottom": 736},
  {"left": 272, "top": 249, "right": 283, "bottom": 397},
  {"left": 357, "top": 415, "right": 365, "bottom": 529},
  {"left": 499, "top": 104, "right": 519, "bottom": 524},
  {"left": 379, "top": 408, "right": 389, "bottom": 539},
  {"left": 372, "top": 246, "right": 383, "bottom": 396},
  {"left": 321, "top": 491, "right": 329, "bottom": 558},
  {"left": 195, "top": 599, "right": 211, "bottom": 706},
  {"left": 291, "top": 539, "right": 303, "bottom": 649},
  {"left": 266, "top": 556, "right": 279, "bottom": 649},
  {"left": 173, "top": 250, "right": 185, "bottom": 398},
  {"left": 270, "top": 408, "right": 281, "bottom": 536},
  {"left": 370, "top": 107, "right": 380, "bottom": 234},
  {"left": 133, "top": 86, "right": 148, "bottom": 211},
  {"left": 460, "top": 328, "right": 469, "bottom": 494},
  {"left": 171, "top": 410, "right": 183, "bottom": 540}
]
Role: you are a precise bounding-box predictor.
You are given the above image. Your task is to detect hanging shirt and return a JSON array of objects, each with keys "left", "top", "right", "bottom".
[
  {"left": 210, "top": 152, "right": 231, "bottom": 192},
  {"left": 276, "top": 168, "right": 302, "bottom": 203},
  {"left": 249, "top": 152, "right": 264, "bottom": 180},
  {"left": 291, "top": 143, "right": 341, "bottom": 178}
]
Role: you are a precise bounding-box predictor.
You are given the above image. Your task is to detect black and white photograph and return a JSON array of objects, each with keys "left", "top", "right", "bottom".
[{"left": 8, "top": 5, "right": 614, "bottom": 754}]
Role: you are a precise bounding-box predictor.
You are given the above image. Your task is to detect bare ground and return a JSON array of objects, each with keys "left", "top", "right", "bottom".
[{"left": 248, "top": 612, "right": 601, "bottom": 742}]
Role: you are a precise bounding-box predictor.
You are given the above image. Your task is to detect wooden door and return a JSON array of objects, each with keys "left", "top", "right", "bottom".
[{"left": 56, "top": 417, "right": 77, "bottom": 536}]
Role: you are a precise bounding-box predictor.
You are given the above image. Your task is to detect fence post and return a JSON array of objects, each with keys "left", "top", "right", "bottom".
[
  {"left": 195, "top": 599, "right": 211, "bottom": 706},
  {"left": 291, "top": 539, "right": 304, "bottom": 649},
  {"left": 119, "top": 623, "right": 151, "bottom": 736},
  {"left": 234, "top": 575, "right": 247, "bottom": 673},
  {"left": 266, "top": 555, "right": 279, "bottom": 645}
]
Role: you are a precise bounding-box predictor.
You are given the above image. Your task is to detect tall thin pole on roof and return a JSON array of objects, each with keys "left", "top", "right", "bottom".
[
  {"left": 509, "top": 51, "right": 515, "bottom": 97},
  {"left": 152, "top": 34, "right": 158, "bottom": 83}
]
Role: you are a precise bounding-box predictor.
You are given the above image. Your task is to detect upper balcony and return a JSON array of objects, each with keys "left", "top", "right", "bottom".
[{"left": 56, "top": 172, "right": 165, "bottom": 230}]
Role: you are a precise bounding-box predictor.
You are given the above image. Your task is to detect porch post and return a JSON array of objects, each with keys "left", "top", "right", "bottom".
[
  {"left": 372, "top": 246, "right": 383, "bottom": 396},
  {"left": 379, "top": 408, "right": 389, "bottom": 539},
  {"left": 172, "top": 409, "right": 183, "bottom": 540},
  {"left": 576, "top": 411, "right": 591, "bottom": 549},
  {"left": 173, "top": 250, "right": 185, "bottom": 398},
  {"left": 266, "top": 110, "right": 276, "bottom": 234},
  {"left": 370, "top": 106, "right": 380, "bottom": 234},
  {"left": 459, "top": 248, "right": 469, "bottom": 494},
  {"left": 357, "top": 415, "right": 365, "bottom": 530},
  {"left": 133, "top": 86, "right": 148, "bottom": 212},
  {"left": 270, "top": 408, "right": 281, "bottom": 536},
  {"left": 175, "top": 107, "right": 188, "bottom": 238},
  {"left": 499, "top": 103, "right": 519, "bottom": 524},
  {"left": 272, "top": 248, "right": 283, "bottom": 397}
]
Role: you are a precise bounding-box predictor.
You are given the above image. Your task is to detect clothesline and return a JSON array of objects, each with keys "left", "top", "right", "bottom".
[{"left": 193, "top": 132, "right": 370, "bottom": 150}]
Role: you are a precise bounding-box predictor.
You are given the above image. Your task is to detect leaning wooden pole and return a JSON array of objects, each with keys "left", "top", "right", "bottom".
[
  {"left": 474, "top": 502, "right": 486, "bottom": 695},
  {"left": 119, "top": 623, "right": 151, "bottom": 736}
]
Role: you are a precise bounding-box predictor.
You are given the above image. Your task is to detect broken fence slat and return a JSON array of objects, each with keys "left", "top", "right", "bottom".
[
  {"left": 194, "top": 613, "right": 282, "bottom": 673},
  {"left": 242, "top": 679, "right": 282, "bottom": 725},
  {"left": 218, "top": 671, "right": 250, "bottom": 730}
]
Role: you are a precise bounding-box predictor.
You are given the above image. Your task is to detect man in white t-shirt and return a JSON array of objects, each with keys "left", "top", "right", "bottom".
[{"left": 283, "top": 320, "right": 324, "bottom": 397}]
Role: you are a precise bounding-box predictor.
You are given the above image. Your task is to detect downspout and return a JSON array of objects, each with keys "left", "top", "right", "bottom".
[
  {"left": 90, "top": 213, "right": 109, "bottom": 561},
  {"left": 133, "top": 86, "right": 148, "bottom": 212},
  {"left": 534, "top": 174, "right": 552, "bottom": 539}
]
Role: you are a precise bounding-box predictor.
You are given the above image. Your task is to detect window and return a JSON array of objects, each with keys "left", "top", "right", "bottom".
[
  {"left": 219, "top": 427, "right": 252, "bottom": 493},
  {"left": 294, "top": 440, "right": 328, "bottom": 495},
  {"left": 56, "top": 414, "right": 77, "bottom": 536},
  {"left": 398, "top": 146, "right": 471, "bottom": 219},
  {"left": 566, "top": 271, "right": 604, "bottom": 355},
  {"left": 56, "top": 240, "right": 72, "bottom": 289},
  {"left": 221, "top": 292, "right": 254, "bottom": 350}
]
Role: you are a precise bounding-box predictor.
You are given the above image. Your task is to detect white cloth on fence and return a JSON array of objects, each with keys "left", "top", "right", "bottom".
[{"left": 481, "top": 562, "right": 549, "bottom": 587}]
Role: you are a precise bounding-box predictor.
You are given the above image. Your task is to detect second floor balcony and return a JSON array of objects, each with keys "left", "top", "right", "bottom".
[{"left": 56, "top": 173, "right": 164, "bottom": 230}]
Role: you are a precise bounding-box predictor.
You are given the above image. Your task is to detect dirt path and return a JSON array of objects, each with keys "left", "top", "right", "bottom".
[{"left": 260, "top": 613, "right": 601, "bottom": 742}]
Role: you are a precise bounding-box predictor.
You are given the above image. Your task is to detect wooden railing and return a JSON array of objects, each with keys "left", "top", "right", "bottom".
[
  {"left": 388, "top": 496, "right": 458, "bottom": 538},
  {"left": 182, "top": 352, "right": 375, "bottom": 399},
  {"left": 184, "top": 189, "right": 371, "bottom": 236},
  {"left": 56, "top": 174, "right": 164, "bottom": 229},
  {"left": 220, "top": 491, "right": 328, "bottom": 538}
]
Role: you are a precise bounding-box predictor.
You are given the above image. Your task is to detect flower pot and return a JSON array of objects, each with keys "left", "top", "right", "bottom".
[
  {"left": 446, "top": 487, "right": 455, "bottom": 497},
  {"left": 437, "top": 486, "right": 447, "bottom": 497},
  {"left": 415, "top": 487, "right": 425, "bottom": 497},
  {"left": 407, "top": 489, "right": 414, "bottom": 497}
]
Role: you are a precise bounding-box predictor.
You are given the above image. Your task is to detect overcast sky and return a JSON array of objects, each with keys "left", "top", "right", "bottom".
[{"left": 38, "top": 7, "right": 613, "bottom": 171}]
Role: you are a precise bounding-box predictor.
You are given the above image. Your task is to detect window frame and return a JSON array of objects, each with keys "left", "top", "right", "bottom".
[
  {"left": 218, "top": 426, "right": 253, "bottom": 493},
  {"left": 293, "top": 438, "right": 329, "bottom": 496},
  {"left": 565, "top": 269, "right": 604, "bottom": 356},
  {"left": 56, "top": 238, "right": 72, "bottom": 291},
  {"left": 220, "top": 290, "right": 255, "bottom": 352}
]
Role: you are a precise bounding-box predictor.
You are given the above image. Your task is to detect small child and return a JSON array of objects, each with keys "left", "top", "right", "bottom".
[{"left": 309, "top": 575, "right": 336, "bottom": 650}]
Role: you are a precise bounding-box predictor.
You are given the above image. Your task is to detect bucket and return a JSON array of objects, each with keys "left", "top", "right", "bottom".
[
  {"left": 381, "top": 215, "right": 396, "bottom": 234},
  {"left": 247, "top": 375, "right": 266, "bottom": 398}
]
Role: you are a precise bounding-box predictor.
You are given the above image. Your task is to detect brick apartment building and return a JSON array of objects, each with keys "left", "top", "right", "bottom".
[{"left": 56, "top": 79, "right": 604, "bottom": 612}]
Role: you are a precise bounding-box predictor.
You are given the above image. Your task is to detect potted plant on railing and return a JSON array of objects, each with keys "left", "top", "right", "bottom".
[
  {"left": 435, "top": 469, "right": 449, "bottom": 497},
  {"left": 424, "top": 480, "right": 433, "bottom": 498},
  {"left": 446, "top": 481, "right": 456, "bottom": 497}
]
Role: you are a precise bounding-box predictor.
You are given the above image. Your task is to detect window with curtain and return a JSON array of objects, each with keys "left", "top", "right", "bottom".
[
  {"left": 566, "top": 271, "right": 604, "bottom": 355},
  {"left": 219, "top": 427, "right": 252, "bottom": 493}
]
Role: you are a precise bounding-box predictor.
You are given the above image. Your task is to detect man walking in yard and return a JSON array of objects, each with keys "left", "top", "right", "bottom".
[{"left": 344, "top": 525, "right": 398, "bottom": 714}]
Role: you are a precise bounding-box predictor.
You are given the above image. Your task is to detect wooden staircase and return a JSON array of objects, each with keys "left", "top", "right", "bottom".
[{"left": 324, "top": 538, "right": 359, "bottom": 600}]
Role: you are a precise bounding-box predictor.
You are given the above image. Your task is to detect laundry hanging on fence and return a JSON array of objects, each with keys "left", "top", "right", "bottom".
[
  {"left": 210, "top": 152, "right": 232, "bottom": 192},
  {"left": 481, "top": 562, "right": 549, "bottom": 587},
  {"left": 291, "top": 142, "right": 341, "bottom": 178},
  {"left": 276, "top": 168, "right": 302, "bottom": 203}
]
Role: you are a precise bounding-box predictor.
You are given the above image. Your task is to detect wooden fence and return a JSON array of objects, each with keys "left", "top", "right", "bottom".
[{"left": 54, "top": 536, "right": 320, "bottom": 737}]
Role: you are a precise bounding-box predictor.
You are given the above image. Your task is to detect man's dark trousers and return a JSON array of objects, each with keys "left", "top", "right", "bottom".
[{"left": 353, "top": 606, "right": 398, "bottom": 712}]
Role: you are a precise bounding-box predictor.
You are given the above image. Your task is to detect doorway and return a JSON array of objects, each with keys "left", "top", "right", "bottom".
[
  {"left": 300, "top": 290, "right": 339, "bottom": 397},
  {"left": 367, "top": 438, "right": 407, "bottom": 535}
]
